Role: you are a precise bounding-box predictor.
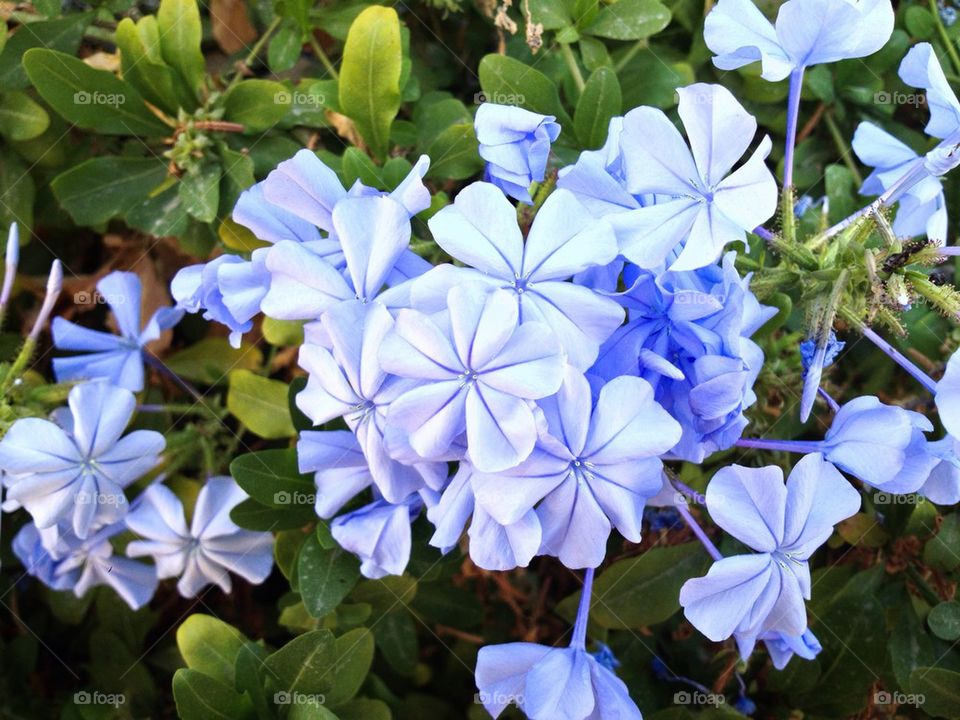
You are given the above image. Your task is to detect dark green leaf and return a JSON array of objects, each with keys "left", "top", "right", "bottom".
[
  {"left": 229, "top": 448, "right": 315, "bottom": 509},
  {"left": 583, "top": 0, "right": 671, "bottom": 40},
  {"left": 0, "top": 14, "right": 92, "bottom": 91},
  {"left": 172, "top": 669, "right": 253, "bottom": 720},
  {"left": 298, "top": 535, "right": 360, "bottom": 619},
  {"left": 479, "top": 54, "right": 572, "bottom": 128},
  {"left": 51, "top": 157, "right": 168, "bottom": 226},
  {"left": 222, "top": 80, "right": 291, "bottom": 132},
  {"left": 910, "top": 667, "right": 960, "bottom": 718},
  {"left": 574, "top": 66, "right": 621, "bottom": 149}
]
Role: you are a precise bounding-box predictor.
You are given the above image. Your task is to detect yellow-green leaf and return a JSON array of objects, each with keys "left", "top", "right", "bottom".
[{"left": 227, "top": 369, "right": 295, "bottom": 439}]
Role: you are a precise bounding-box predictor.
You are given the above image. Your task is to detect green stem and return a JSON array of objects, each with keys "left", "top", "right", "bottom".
[
  {"left": 227, "top": 16, "right": 283, "bottom": 91},
  {"left": 559, "top": 43, "right": 585, "bottom": 92},
  {"left": 612, "top": 38, "right": 648, "bottom": 73},
  {"left": 779, "top": 184, "right": 797, "bottom": 247},
  {"left": 906, "top": 563, "right": 942, "bottom": 606},
  {"left": 308, "top": 34, "right": 339, "bottom": 80},
  {"left": 930, "top": 0, "right": 960, "bottom": 76},
  {"left": 823, "top": 110, "right": 863, "bottom": 186},
  {"left": 0, "top": 338, "right": 35, "bottom": 397}
]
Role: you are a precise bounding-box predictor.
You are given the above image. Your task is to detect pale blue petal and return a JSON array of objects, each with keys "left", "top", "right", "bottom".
[
  {"left": 704, "top": 0, "right": 793, "bottom": 80},
  {"left": 468, "top": 505, "right": 541, "bottom": 571},
  {"left": 775, "top": 0, "right": 893, "bottom": 70},
  {"left": 475, "top": 642, "right": 548, "bottom": 718},
  {"left": 334, "top": 195, "right": 411, "bottom": 301},
  {"left": 97, "top": 271, "right": 142, "bottom": 338},
  {"left": 465, "top": 384, "right": 539, "bottom": 472},
  {"left": 524, "top": 647, "right": 595, "bottom": 720},
  {"left": 677, "top": 83, "right": 758, "bottom": 187},
  {"left": 260, "top": 148, "right": 347, "bottom": 231},
  {"left": 705, "top": 464, "right": 786, "bottom": 552},
  {"left": 781, "top": 453, "right": 860, "bottom": 558},
  {"left": 69, "top": 383, "right": 136, "bottom": 457},
  {"left": 233, "top": 181, "right": 321, "bottom": 244},
  {"left": 262, "top": 240, "right": 353, "bottom": 319},
  {"left": 900, "top": 42, "right": 960, "bottom": 139},
  {"left": 621, "top": 106, "right": 700, "bottom": 196}
]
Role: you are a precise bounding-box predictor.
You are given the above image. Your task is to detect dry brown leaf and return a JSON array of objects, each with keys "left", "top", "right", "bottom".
[{"left": 210, "top": 0, "right": 258, "bottom": 54}]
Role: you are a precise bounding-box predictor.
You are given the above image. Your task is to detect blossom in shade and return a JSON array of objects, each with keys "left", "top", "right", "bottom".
[
  {"left": 379, "top": 284, "right": 565, "bottom": 472},
  {"left": 798, "top": 330, "right": 846, "bottom": 422},
  {"left": 414, "top": 181, "right": 622, "bottom": 369},
  {"left": 470, "top": 367, "right": 680, "bottom": 568},
  {"left": 330, "top": 493, "right": 422, "bottom": 578},
  {"left": 619, "top": 84, "right": 777, "bottom": 271},
  {"left": 474, "top": 103, "right": 561, "bottom": 203},
  {"left": 820, "top": 396, "right": 935, "bottom": 494},
  {"left": 704, "top": 0, "right": 894, "bottom": 81},
  {"left": 852, "top": 122, "right": 947, "bottom": 243},
  {"left": 172, "top": 254, "right": 253, "bottom": 348},
  {"left": 0, "top": 382, "right": 164, "bottom": 539},
  {"left": 736, "top": 628, "right": 822, "bottom": 670},
  {"left": 53, "top": 271, "right": 183, "bottom": 391},
  {"left": 13, "top": 521, "right": 157, "bottom": 610},
  {"left": 297, "top": 430, "right": 374, "bottom": 519},
  {"left": 295, "top": 301, "right": 445, "bottom": 502},
  {"left": 680, "top": 453, "right": 860, "bottom": 641},
  {"left": 936, "top": 349, "right": 960, "bottom": 438},
  {"left": 125, "top": 477, "right": 274, "bottom": 597},
  {"left": 919, "top": 437, "right": 960, "bottom": 505}
]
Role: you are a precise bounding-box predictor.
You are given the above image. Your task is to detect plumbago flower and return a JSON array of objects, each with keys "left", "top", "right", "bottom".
[
  {"left": 172, "top": 149, "right": 432, "bottom": 341},
  {"left": 618, "top": 83, "right": 777, "bottom": 271},
  {"left": 704, "top": 0, "right": 894, "bottom": 81},
  {"left": 379, "top": 284, "right": 566, "bottom": 472},
  {"left": 330, "top": 493, "right": 423, "bottom": 578},
  {"left": 413, "top": 181, "right": 623, "bottom": 369},
  {"left": 474, "top": 103, "right": 561, "bottom": 203},
  {"left": 591, "top": 254, "right": 774, "bottom": 462},
  {"left": 475, "top": 569, "right": 641, "bottom": 720},
  {"left": 125, "top": 476, "right": 274, "bottom": 597},
  {"left": 0, "top": 382, "right": 164, "bottom": 539},
  {"left": 13, "top": 521, "right": 157, "bottom": 610},
  {"left": 680, "top": 453, "right": 860, "bottom": 641},
  {"left": 470, "top": 368, "right": 681, "bottom": 568},
  {"left": 295, "top": 300, "right": 445, "bottom": 502},
  {"left": 53, "top": 271, "right": 183, "bottom": 391}
]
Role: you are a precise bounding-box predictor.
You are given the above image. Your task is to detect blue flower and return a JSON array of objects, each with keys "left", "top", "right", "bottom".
[
  {"left": 618, "top": 84, "right": 777, "bottom": 271},
  {"left": 919, "top": 437, "right": 960, "bottom": 505},
  {"left": 427, "top": 463, "right": 543, "bottom": 572},
  {"left": 474, "top": 103, "right": 560, "bottom": 203},
  {"left": 704, "top": 0, "right": 894, "bottom": 81},
  {"left": 379, "top": 284, "right": 566, "bottom": 472},
  {"left": 330, "top": 494, "right": 422, "bottom": 578},
  {"left": 820, "top": 396, "right": 935, "bottom": 494},
  {"left": 0, "top": 383, "right": 164, "bottom": 539},
  {"left": 852, "top": 123, "right": 947, "bottom": 243},
  {"left": 297, "top": 430, "right": 375, "bottom": 518},
  {"left": 736, "top": 627, "right": 822, "bottom": 670},
  {"left": 172, "top": 254, "right": 254, "bottom": 348},
  {"left": 900, "top": 43, "right": 960, "bottom": 143},
  {"left": 470, "top": 367, "right": 680, "bottom": 568},
  {"left": 13, "top": 521, "right": 157, "bottom": 610},
  {"left": 937, "top": 349, "right": 960, "bottom": 438},
  {"left": 592, "top": 254, "right": 774, "bottom": 462},
  {"left": 125, "top": 476, "right": 274, "bottom": 597},
  {"left": 680, "top": 453, "right": 860, "bottom": 641},
  {"left": 414, "top": 181, "right": 623, "bottom": 369},
  {"left": 53, "top": 271, "right": 182, "bottom": 391},
  {"left": 798, "top": 330, "right": 846, "bottom": 421},
  {"left": 475, "top": 569, "right": 642, "bottom": 719}
]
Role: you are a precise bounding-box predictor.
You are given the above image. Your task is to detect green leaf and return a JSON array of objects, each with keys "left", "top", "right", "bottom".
[
  {"left": 527, "top": 0, "right": 573, "bottom": 29},
  {"left": 298, "top": 535, "right": 361, "bottom": 619},
  {"left": 373, "top": 611, "right": 418, "bottom": 675},
  {"left": 479, "top": 54, "right": 572, "bottom": 128},
  {"left": 910, "top": 668, "right": 960, "bottom": 718},
  {"left": 928, "top": 601, "right": 960, "bottom": 641},
  {"left": 889, "top": 609, "right": 935, "bottom": 692},
  {"left": 583, "top": 544, "right": 709, "bottom": 629},
  {"left": 230, "top": 497, "right": 315, "bottom": 531},
  {"left": 165, "top": 337, "right": 262, "bottom": 384},
  {"left": 412, "top": 583, "right": 482, "bottom": 628},
  {"left": 339, "top": 6, "right": 403, "bottom": 159},
  {"left": 352, "top": 576, "right": 418, "bottom": 616},
  {"left": 0, "top": 14, "right": 92, "bottom": 91},
  {"left": 583, "top": 0, "right": 671, "bottom": 40},
  {"left": 269, "top": 24, "right": 303, "bottom": 73},
  {"left": 924, "top": 514, "right": 960, "bottom": 571},
  {"left": 574, "top": 67, "right": 620, "bottom": 149},
  {"left": 0, "top": 90, "right": 49, "bottom": 141},
  {"left": 176, "top": 615, "right": 249, "bottom": 686},
  {"left": 424, "top": 123, "right": 484, "bottom": 180},
  {"left": 227, "top": 369, "right": 295, "bottom": 439},
  {"left": 22, "top": 49, "right": 170, "bottom": 135},
  {"left": 179, "top": 165, "right": 221, "bottom": 223},
  {"left": 229, "top": 448, "right": 315, "bottom": 508},
  {"left": 341, "top": 146, "right": 384, "bottom": 188},
  {"left": 125, "top": 183, "right": 190, "bottom": 237},
  {"left": 324, "top": 628, "right": 375, "bottom": 706},
  {"left": 905, "top": 6, "right": 937, "bottom": 40},
  {"left": 0, "top": 152, "right": 34, "bottom": 231},
  {"left": 222, "top": 79, "right": 290, "bottom": 133},
  {"left": 264, "top": 629, "right": 336, "bottom": 696},
  {"left": 172, "top": 669, "right": 253, "bottom": 720},
  {"left": 115, "top": 17, "right": 191, "bottom": 113},
  {"left": 156, "top": 0, "right": 205, "bottom": 95},
  {"left": 51, "top": 157, "right": 168, "bottom": 226},
  {"left": 262, "top": 317, "right": 305, "bottom": 346},
  {"left": 337, "top": 698, "right": 392, "bottom": 720}
]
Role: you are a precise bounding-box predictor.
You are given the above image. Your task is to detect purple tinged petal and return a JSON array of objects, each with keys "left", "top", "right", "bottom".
[
  {"left": 217, "top": 254, "right": 271, "bottom": 325},
  {"left": 705, "top": 464, "right": 786, "bottom": 552},
  {"left": 781, "top": 453, "right": 860, "bottom": 558},
  {"left": 262, "top": 241, "right": 353, "bottom": 319},
  {"left": 331, "top": 499, "right": 414, "bottom": 578},
  {"left": 704, "top": 0, "right": 793, "bottom": 80},
  {"left": 387, "top": 381, "right": 468, "bottom": 459},
  {"left": 524, "top": 647, "right": 596, "bottom": 720},
  {"left": 379, "top": 308, "right": 462, "bottom": 379},
  {"left": 539, "top": 365, "right": 592, "bottom": 457},
  {"left": 618, "top": 199, "right": 700, "bottom": 269},
  {"left": 588, "top": 658, "right": 644, "bottom": 720},
  {"left": 427, "top": 181, "right": 524, "bottom": 277},
  {"left": 97, "top": 271, "right": 142, "bottom": 339},
  {"left": 334, "top": 195, "right": 412, "bottom": 301},
  {"left": 469, "top": 505, "right": 542, "bottom": 571},
  {"left": 260, "top": 148, "right": 347, "bottom": 231},
  {"left": 465, "top": 384, "right": 539, "bottom": 472},
  {"left": 233, "top": 181, "right": 321, "bottom": 244},
  {"left": 427, "top": 464, "right": 474, "bottom": 552},
  {"left": 472, "top": 449, "right": 569, "bottom": 525},
  {"left": 537, "top": 475, "right": 612, "bottom": 568},
  {"left": 297, "top": 430, "right": 373, "bottom": 517},
  {"left": 52, "top": 317, "right": 127, "bottom": 352},
  {"left": 475, "top": 643, "right": 548, "bottom": 718},
  {"left": 476, "top": 321, "right": 565, "bottom": 398},
  {"left": 448, "top": 286, "right": 518, "bottom": 370}
]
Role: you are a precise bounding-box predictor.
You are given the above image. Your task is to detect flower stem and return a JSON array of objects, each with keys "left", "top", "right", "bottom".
[
  {"left": 227, "top": 16, "right": 283, "bottom": 91},
  {"left": 308, "top": 33, "right": 340, "bottom": 80},
  {"left": 823, "top": 110, "right": 863, "bottom": 185},
  {"left": 674, "top": 502, "right": 723, "bottom": 562},
  {"left": 571, "top": 567, "right": 595, "bottom": 649},
  {"left": 144, "top": 352, "right": 206, "bottom": 403},
  {"left": 930, "top": 0, "right": 960, "bottom": 76},
  {"left": 857, "top": 323, "right": 938, "bottom": 393},
  {"left": 783, "top": 68, "right": 804, "bottom": 190},
  {"left": 560, "top": 43, "right": 585, "bottom": 93}
]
